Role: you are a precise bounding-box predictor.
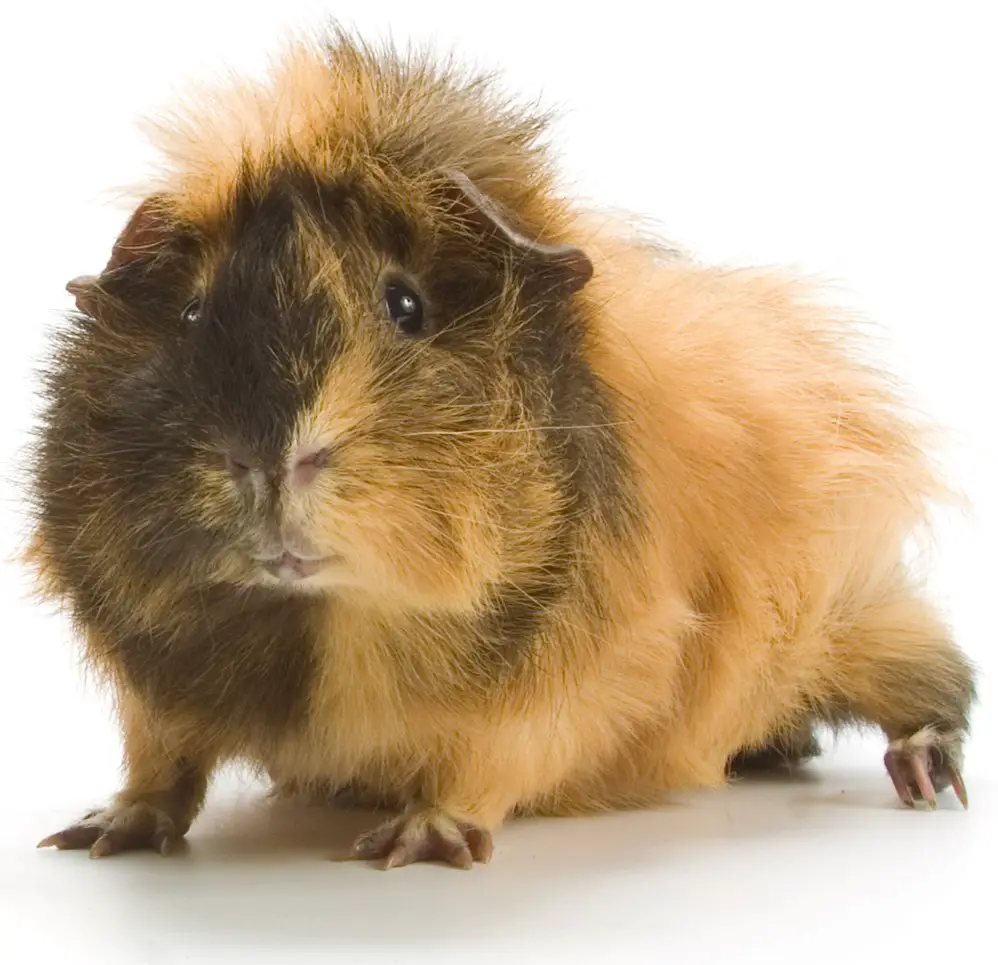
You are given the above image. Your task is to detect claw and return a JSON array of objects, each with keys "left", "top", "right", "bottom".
[
  {"left": 381, "top": 845, "right": 409, "bottom": 871},
  {"left": 909, "top": 753, "right": 937, "bottom": 808},
  {"left": 947, "top": 765, "right": 969, "bottom": 809},
  {"left": 89, "top": 832, "right": 120, "bottom": 859},
  {"left": 884, "top": 751, "right": 915, "bottom": 807},
  {"left": 153, "top": 830, "right": 176, "bottom": 855},
  {"left": 37, "top": 825, "right": 102, "bottom": 851},
  {"left": 352, "top": 823, "right": 398, "bottom": 860},
  {"left": 437, "top": 839, "right": 474, "bottom": 871},
  {"left": 463, "top": 824, "right": 494, "bottom": 863}
]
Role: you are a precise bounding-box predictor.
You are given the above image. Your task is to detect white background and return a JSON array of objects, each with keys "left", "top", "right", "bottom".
[{"left": 1, "top": 2, "right": 995, "bottom": 962}]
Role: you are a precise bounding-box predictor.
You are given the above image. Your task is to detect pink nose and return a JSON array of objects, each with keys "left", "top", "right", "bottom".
[
  {"left": 289, "top": 446, "right": 331, "bottom": 488},
  {"left": 225, "top": 445, "right": 332, "bottom": 487}
]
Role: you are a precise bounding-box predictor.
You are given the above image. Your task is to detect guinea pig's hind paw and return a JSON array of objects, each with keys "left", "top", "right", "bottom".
[
  {"left": 883, "top": 727, "right": 968, "bottom": 810},
  {"left": 351, "top": 807, "right": 493, "bottom": 870},
  {"left": 36, "top": 802, "right": 181, "bottom": 858}
]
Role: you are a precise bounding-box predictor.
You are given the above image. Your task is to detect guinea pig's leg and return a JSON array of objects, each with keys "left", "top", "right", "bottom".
[
  {"left": 350, "top": 750, "right": 537, "bottom": 870},
  {"left": 726, "top": 720, "right": 823, "bottom": 776},
  {"left": 811, "top": 581, "right": 975, "bottom": 809},
  {"left": 37, "top": 692, "right": 217, "bottom": 857}
]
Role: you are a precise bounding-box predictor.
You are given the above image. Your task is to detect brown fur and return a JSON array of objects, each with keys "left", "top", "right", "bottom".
[{"left": 27, "top": 27, "right": 976, "bottom": 858}]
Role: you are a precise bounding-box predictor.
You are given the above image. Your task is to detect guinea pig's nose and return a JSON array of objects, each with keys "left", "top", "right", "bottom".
[{"left": 289, "top": 446, "right": 332, "bottom": 488}]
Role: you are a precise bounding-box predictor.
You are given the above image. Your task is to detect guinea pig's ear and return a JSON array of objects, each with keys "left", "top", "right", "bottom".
[
  {"left": 443, "top": 169, "right": 593, "bottom": 299},
  {"left": 66, "top": 194, "right": 173, "bottom": 315}
]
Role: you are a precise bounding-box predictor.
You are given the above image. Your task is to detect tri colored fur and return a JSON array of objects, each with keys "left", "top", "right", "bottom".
[{"left": 28, "top": 29, "right": 975, "bottom": 868}]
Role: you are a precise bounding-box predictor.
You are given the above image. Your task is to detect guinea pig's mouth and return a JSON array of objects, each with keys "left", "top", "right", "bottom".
[{"left": 255, "top": 552, "right": 338, "bottom": 583}]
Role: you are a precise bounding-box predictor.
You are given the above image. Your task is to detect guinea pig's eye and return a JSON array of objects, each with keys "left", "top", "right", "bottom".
[
  {"left": 383, "top": 282, "right": 425, "bottom": 337},
  {"left": 181, "top": 297, "right": 202, "bottom": 325}
]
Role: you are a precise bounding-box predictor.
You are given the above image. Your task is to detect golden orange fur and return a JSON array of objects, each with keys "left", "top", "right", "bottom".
[{"left": 30, "top": 27, "right": 975, "bottom": 867}]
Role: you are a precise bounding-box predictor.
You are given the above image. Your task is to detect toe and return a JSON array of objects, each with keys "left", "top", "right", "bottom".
[
  {"left": 89, "top": 829, "right": 137, "bottom": 858},
  {"left": 36, "top": 824, "right": 101, "bottom": 851},
  {"left": 381, "top": 843, "right": 417, "bottom": 871},
  {"left": 352, "top": 822, "right": 399, "bottom": 860},
  {"left": 425, "top": 821, "right": 475, "bottom": 869},
  {"left": 435, "top": 834, "right": 474, "bottom": 870},
  {"left": 37, "top": 824, "right": 103, "bottom": 851},
  {"left": 151, "top": 827, "right": 178, "bottom": 855},
  {"left": 909, "top": 752, "right": 938, "bottom": 808},
  {"left": 883, "top": 751, "right": 915, "bottom": 807},
  {"left": 462, "top": 824, "right": 494, "bottom": 863},
  {"left": 89, "top": 833, "right": 118, "bottom": 858},
  {"left": 947, "top": 764, "right": 969, "bottom": 809}
]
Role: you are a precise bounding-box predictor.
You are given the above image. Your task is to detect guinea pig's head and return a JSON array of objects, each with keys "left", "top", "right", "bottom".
[{"left": 50, "top": 36, "right": 633, "bottom": 617}]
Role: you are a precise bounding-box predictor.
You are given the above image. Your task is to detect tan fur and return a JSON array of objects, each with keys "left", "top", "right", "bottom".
[
  {"left": 31, "top": 29, "right": 974, "bottom": 853},
  {"left": 266, "top": 237, "right": 959, "bottom": 824},
  {"left": 136, "top": 28, "right": 575, "bottom": 250}
]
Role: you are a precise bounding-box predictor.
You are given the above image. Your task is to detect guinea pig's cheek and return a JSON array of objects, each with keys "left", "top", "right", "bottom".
[{"left": 339, "top": 501, "right": 488, "bottom": 612}]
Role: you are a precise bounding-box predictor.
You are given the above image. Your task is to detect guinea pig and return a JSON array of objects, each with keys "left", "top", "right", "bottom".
[{"left": 28, "top": 26, "right": 975, "bottom": 870}]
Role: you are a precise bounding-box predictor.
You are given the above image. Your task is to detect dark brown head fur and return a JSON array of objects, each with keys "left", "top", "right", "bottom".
[{"left": 27, "top": 29, "right": 638, "bottom": 736}]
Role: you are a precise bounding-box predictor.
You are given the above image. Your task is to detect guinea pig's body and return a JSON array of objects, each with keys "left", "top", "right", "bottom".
[{"left": 30, "top": 30, "right": 975, "bottom": 868}]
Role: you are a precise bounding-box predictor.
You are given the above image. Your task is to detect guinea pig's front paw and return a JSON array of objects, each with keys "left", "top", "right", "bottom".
[
  {"left": 36, "top": 800, "right": 183, "bottom": 858},
  {"left": 351, "top": 806, "right": 493, "bottom": 870}
]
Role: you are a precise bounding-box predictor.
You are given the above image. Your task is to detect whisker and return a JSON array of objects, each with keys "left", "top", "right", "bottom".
[{"left": 398, "top": 421, "right": 634, "bottom": 438}]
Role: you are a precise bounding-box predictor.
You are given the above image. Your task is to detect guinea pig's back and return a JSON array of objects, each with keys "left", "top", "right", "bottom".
[{"left": 580, "top": 218, "right": 949, "bottom": 605}]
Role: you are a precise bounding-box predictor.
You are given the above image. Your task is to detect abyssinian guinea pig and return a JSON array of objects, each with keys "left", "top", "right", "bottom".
[{"left": 28, "top": 27, "right": 975, "bottom": 869}]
